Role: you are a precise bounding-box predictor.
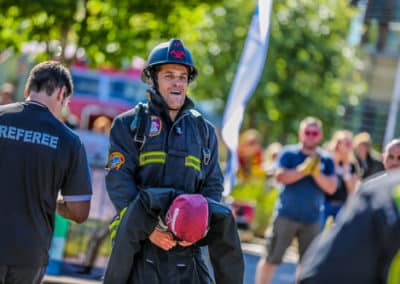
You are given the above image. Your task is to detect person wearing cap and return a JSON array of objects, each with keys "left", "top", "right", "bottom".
[
  {"left": 353, "top": 131, "right": 384, "bottom": 179},
  {"left": 103, "top": 188, "right": 244, "bottom": 284},
  {"left": 105, "top": 39, "right": 225, "bottom": 280}
]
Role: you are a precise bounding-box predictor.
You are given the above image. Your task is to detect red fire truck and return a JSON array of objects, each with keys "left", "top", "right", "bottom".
[{"left": 68, "top": 64, "right": 148, "bottom": 129}]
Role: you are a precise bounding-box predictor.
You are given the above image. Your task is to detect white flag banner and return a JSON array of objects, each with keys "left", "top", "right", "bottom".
[{"left": 221, "top": 0, "right": 273, "bottom": 196}]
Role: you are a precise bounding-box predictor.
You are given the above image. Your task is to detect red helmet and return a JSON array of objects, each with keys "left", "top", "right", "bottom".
[{"left": 141, "top": 39, "right": 198, "bottom": 83}]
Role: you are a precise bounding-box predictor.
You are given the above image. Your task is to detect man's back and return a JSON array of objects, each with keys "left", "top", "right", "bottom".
[{"left": 0, "top": 102, "right": 91, "bottom": 266}]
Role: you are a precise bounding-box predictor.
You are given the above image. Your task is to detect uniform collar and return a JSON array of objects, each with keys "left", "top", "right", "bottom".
[{"left": 25, "top": 100, "right": 49, "bottom": 109}]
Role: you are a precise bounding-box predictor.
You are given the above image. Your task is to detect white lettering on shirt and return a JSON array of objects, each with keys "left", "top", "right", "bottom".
[
  {"left": 0, "top": 124, "right": 59, "bottom": 149},
  {"left": 24, "top": 130, "right": 32, "bottom": 142},
  {"left": 0, "top": 125, "right": 7, "bottom": 138},
  {"left": 8, "top": 127, "right": 16, "bottom": 139}
]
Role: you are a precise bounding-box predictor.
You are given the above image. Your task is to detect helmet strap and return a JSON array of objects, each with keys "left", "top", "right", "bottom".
[{"left": 150, "top": 70, "right": 160, "bottom": 93}]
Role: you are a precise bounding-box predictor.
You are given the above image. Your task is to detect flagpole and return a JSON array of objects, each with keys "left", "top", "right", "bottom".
[
  {"left": 221, "top": 0, "right": 273, "bottom": 196},
  {"left": 383, "top": 58, "right": 400, "bottom": 148}
]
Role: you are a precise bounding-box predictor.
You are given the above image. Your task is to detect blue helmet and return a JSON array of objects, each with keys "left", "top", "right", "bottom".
[{"left": 141, "top": 39, "right": 198, "bottom": 83}]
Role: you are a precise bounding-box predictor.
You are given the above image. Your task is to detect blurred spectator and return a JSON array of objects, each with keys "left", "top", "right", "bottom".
[
  {"left": 91, "top": 115, "right": 112, "bottom": 134},
  {"left": 297, "top": 139, "right": 400, "bottom": 284},
  {"left": 298, "top": 169, "right": 400, "bottom": 284},
  {"left": 382, "top": 139, "right": 400, "bottom": 170},
  {"left": 263, "top": 142, "right": 282, "bottom": 176},
  {"left": 0, "top": 82, "right": 15, "bottom": 105},
  {"left": 322, "top": 130, "right": 360, "bottom": 227},
  {"left": 237, "top": 129, "right": 265, "bottom": 181},
  {"left": 255, "top": 117, "right": 337, "bottom": 284},
  {"left": 353, "top": 132, "right": 384, "bottom": 179}
]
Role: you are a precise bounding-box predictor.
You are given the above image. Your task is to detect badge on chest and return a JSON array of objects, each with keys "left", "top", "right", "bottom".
[{"left": 149, "top": 116, "right": 162, "bottom": 137}]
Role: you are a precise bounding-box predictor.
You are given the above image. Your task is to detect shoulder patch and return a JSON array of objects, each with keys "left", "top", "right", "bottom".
[
  {"left": 189, "top": 109, "right": 202, "bottom": 118},
  {"left": 106, "top": 152, "right": 125, "bottom": 170},
  {"left": 149, "top": 116, "right": 162, "bottom": 137}
]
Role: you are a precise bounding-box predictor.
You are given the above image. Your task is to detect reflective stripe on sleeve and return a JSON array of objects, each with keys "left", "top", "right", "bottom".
[
  {"left": 139, "top": 151, "right": 167, "bottom": 166},
  {"left": 185, "top": 155, "right": 201, "bottom": 171}
]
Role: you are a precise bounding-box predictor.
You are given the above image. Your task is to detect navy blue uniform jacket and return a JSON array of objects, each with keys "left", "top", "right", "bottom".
[
  {"left": 103, "top": 188, "right": 244, "bottom": 284},
  {"left": 105, "top": 92, "right": 223, "bottom": 212}
]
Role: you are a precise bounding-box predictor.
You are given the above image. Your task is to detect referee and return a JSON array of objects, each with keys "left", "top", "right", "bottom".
[{"left": 0, "top": 61, "right": 92, "bottom": 284}]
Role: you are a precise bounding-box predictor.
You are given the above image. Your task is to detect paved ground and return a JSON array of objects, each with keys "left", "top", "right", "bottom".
[
  {"left": 241, "top": 240, "right": 297, "bottom": 284},
  {"left": 42, "top": 238, "right": 297, "bottom": 284}
]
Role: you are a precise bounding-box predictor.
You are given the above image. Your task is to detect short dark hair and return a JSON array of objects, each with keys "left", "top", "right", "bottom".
[
  {"left": 151, "top": 64, "right": 189, "bottom": 81},
  {"left": 25, "top": 61, "right": 73, "bottom": 98}
]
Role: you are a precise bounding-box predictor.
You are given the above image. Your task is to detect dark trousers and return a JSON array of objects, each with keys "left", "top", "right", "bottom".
[{"left": 0, "top": 266, "right": 45, "bottom": 284}]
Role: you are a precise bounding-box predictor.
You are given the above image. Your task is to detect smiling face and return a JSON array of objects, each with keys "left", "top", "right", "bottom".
[
  {"left": 155, "top": 63, "right": 189, "bottom": 118},
  {"left": 331, "top": 131, "right": 353, "bottom": 161},
  {"left": 299, "top": 123, "right": 323, "bottom": 151}
]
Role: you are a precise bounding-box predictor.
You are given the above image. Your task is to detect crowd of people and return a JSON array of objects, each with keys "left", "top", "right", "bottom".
[
  {"left": 249, "top": 119, "right": 400, "bottom": 284},
  {"left": 0, "top": 38, "right": 399, "bottom": 284}
]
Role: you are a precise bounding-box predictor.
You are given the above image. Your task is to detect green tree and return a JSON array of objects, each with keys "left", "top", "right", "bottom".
[
  {"left": 0, "top": 0, "right": 365, "bottom": 143},
  {"left": 0, "top": 0, "right": 221, "bottom": 66},
  {"left": 258, "top": 0, "right": 365, "bottom": 142},
  {"left": 193, "top": 0, "right": 365, "bottom": 143}
]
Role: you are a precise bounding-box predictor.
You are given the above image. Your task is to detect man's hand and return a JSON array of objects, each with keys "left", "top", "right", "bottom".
[
  {"left": 149, "top": 229, "right": 177, "bottom": 251},
  {"left": 56, "top": 199, "right": 90, "bottom": 224},
  {"left": 178, "top": 241, "right": 194, "bottom": 247},
  {"left": 297, "top": 155, "right": 319, "bottom": 175},
  {"left": 311, "top": 156, "right": 321, "bottom": 177}
]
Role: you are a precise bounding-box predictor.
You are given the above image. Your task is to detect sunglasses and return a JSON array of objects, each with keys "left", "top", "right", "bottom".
[{"left": 304, "top": 130, "right": 320, "bottom": 137}]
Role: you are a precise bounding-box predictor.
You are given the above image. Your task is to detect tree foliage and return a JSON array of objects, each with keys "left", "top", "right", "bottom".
[
  {"left": 255, "top": 0, "right": 366, "bottom": 142},
  {"left": 0, "top": 0, "right": 222, "bottom": 66},
  {"left": 192, "top": 0, "right": 366, "bottom": 143},
  {"left": 0, "top": 0, "right": 365, "bottom": 144}
]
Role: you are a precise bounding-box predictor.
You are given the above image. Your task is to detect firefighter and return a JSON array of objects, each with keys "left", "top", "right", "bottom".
[{"left": 105, "top": 39, "right": 231, "bottom": 283}]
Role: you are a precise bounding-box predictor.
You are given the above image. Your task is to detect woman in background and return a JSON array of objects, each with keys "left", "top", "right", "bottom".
[{"left": 322, "top": 130, "right": 360, "bottom": 227}]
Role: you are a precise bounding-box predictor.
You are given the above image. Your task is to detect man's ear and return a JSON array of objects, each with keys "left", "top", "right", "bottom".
[{"left": 56, "top": 86, "right": 66, "bottom": 102}]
